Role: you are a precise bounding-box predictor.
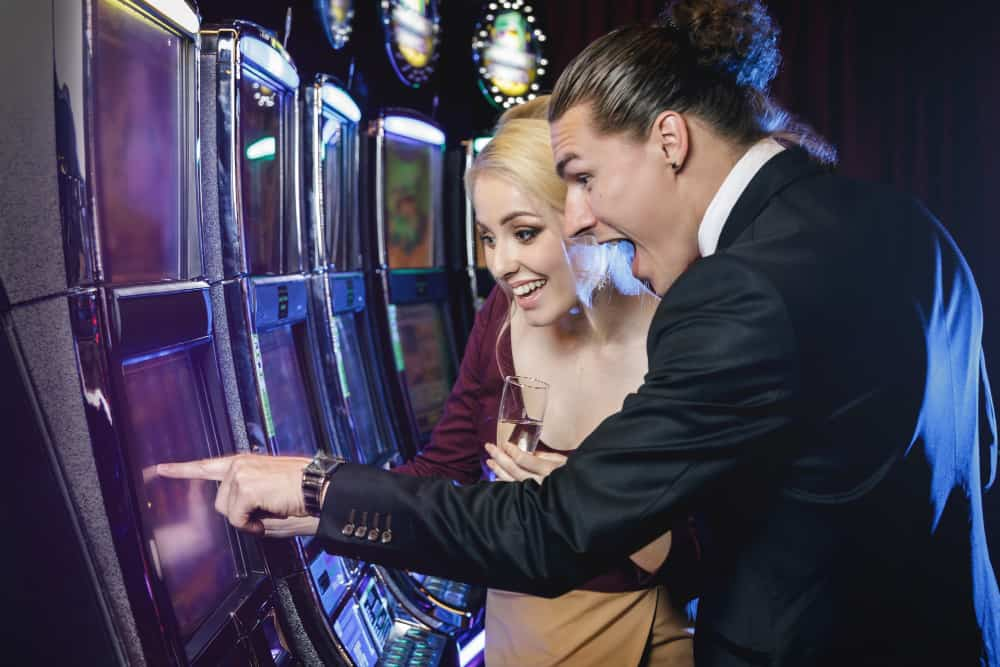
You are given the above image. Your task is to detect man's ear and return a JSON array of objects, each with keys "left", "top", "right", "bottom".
[{"left": 652, "top": 110, "right": 689, "bottom": 172}]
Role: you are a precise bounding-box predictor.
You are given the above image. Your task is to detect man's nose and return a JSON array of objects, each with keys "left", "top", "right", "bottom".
[{"left": 563, "top": 188, "right": 597, "bottom": 239}]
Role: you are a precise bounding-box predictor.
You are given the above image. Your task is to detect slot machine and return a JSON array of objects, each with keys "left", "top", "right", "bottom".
[
  {"left": 1, "top": 0, "right": 286, "bottom": 663},
  {"left": 363, "top": 110, "right": 487, "bottom": 667},
  {"left": 304, "top": 75, "right": 486, "bottom": 667},
  {"left": 198, "top": 21, "right": 358, "bottom": 665}
]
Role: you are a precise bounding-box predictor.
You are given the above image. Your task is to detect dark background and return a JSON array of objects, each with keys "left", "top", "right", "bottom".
[{"left": 200, "top": 0, "right": 1000, "bottom": 415}]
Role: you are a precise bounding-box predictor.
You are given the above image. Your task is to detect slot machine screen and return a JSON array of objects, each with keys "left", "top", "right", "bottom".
[
  {"left": 121, "top": 347, "right": 239, "bottom": 639},
  {"left": 333, "top": 602, "right": 379, "bottom": 667},
  {"left": 93, "top": 0, "right": 193, "bottom": 283},
  {"left": 239, "top": 66, "right": 288, "bottom": 275},
  {"left": 258, "top": 325, "right": 320, "bottom": 456},
  {"left": 335, "top": 314, "right": 394, "bottom": 463},
  {"left": 321, "top": 113, "right": 347, "bottom": 267},
  {"left": 384, "top": 133, "right": 441, "bottom": 269},
  {"left": 395, "top": 302, "right": 455, "bottom": 439}
]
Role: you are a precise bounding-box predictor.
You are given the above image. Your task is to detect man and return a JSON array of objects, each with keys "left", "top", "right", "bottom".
[{"left": 162, "top": 14, "right": 998, "bottom": 665}]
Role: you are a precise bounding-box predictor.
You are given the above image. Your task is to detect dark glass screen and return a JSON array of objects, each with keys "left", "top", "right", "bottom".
[
  {"left": 335, "top": 313, "right": 393, "bottom": 463},
  {"left": 395, "top": 303, "right": 454, "bottom": 438},
  {"left": 121, "top": 348, "right": 239, "bottom": 639},
  {"left": 94, "top": 0, "right": 190, "bottom": 283},
  {"left": 258, "top": 325, "right": 320, "bottom": 456},
  {"left": 239, "top": 67, "right": 286, "bottom": 275}
]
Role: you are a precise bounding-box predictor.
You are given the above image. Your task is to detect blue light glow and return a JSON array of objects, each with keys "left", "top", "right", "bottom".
[
  {"left": 458, "top": 628, "right": 485, "bottom": 667},
  {"left": 240, "top": 36, "right": 300, "bottom": 91},
  {"left": 322, "top": 83, "right": 362, "bottom": 123},
  {"left": 384, "top": 115, "right": 445, "bottom": 146}
]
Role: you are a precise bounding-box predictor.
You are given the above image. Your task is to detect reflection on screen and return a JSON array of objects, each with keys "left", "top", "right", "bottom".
[
  {"left": 94, "top": 0, "right": 185, "bottom": 283},
  {"left": 258, "top": 325, "right": 320, "bottom": 456},
  {"left": 239, "top": 67, "right": 285, "bottom": 275},
  {"left": 121, "top": 349, "right": 238, "bottom": 639},
  {"left": 334, "top": 603, "right": 379, "bottom": 667},
  {"left": 395, "top": 303, "right": 454, "bottom": 437},
  {"left": 384, "top": 134, "right": 441, "bottom": 268},
  {"left": 322, "top": 115, "right": 346, "bottom": 266},
  {"left": 335, "top": 314, "right": 393, "bottom": 463}
]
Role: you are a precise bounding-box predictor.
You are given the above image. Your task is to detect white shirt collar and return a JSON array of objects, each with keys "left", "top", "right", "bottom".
[{"left": 697, "top": 138, "right": 786, "bottom": 257}]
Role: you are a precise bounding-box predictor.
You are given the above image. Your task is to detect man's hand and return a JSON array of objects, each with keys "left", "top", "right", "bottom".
[
  {"left": 485, "top": 441, "right": 568, "bottom": 484},
  {"left": 156, "top": 454, "right": 319, "bottom": 538}
]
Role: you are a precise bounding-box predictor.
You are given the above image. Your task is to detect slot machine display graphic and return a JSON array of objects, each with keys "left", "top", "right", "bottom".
[
  {"left": 121, "top": 351, "right": 239, "bottom": 639},
  {"left": 385, "top": 136, "right": 437, "bottom": 269}
]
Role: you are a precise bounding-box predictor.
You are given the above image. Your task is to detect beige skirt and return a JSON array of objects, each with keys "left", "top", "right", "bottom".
[{"left": 484, "top": 586, "right": 693, "bottom": 667}]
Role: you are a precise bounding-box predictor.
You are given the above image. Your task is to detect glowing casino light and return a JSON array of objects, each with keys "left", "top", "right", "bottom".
[
  {"left": 458, "top": 629, "right": 486, "bottom": 667},
  {"left": 384, "top": 115, "right": 445, "bottom": 146},
  {"left": 146, "top": 0, "right": 199, "bottom": 35},
  {"left": 240, "top": 36, "right": 300, "bottom": 90},
  {"left": 472, "top": 136, "right": 493, "bottom": 153},
  {"left": 245, "top": 136, "right": 276, "bottom": 161},
  {"left": 321, "top": 83, "right": 362, "bottom": 123}
]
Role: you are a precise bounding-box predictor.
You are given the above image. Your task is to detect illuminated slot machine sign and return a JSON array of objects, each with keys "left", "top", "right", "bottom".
[
  {"left": 472, "top": 0, "right": 548, "bottom": 109},
  {"left": 317, "top": 0, "right": 355, "bottom": 49},
  {"left": 379, "top": 0, "right": 441, "bottom": 87}
]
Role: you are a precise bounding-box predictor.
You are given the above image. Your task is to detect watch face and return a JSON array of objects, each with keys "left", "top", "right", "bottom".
[
  {"left": 473, "top": 1, "right": 548, "bottom": 109},
  {"left": 318, "top": 0, "right": 355, "bottom": 50}
]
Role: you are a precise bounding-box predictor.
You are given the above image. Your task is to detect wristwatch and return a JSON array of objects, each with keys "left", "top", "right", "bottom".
[{"left": 302, "top": 452, "right": 345, "bottom": 517}]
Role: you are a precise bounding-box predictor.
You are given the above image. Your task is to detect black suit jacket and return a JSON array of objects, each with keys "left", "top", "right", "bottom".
[{"left": 318, "top": 148, "right": 999, "bottom": 665}]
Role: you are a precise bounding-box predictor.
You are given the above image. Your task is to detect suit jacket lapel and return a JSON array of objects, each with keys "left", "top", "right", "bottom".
[{"left": 716, "top": 147, "right": 829, "bottom": 252}]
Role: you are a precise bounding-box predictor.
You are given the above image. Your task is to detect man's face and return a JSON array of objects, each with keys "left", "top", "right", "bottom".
[{"left": 551, "top": 104, "right": 688, "bottom": 295}]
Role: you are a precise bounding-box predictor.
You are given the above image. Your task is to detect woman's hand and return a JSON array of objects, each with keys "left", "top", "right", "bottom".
[{"left": 484, "top": 441, "right": 568, "bottom": 484}]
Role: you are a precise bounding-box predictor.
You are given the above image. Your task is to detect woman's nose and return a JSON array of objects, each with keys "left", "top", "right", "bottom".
[{"left": 489, "top": 240, "right": 519, "bottom": 279}]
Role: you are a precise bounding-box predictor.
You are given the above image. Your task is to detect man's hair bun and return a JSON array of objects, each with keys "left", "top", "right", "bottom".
[{"left": 660, "top": 0, "right": 781, "bottom": 91}]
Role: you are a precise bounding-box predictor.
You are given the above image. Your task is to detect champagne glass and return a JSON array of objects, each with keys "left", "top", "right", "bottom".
[{"left": 497, "top": 376, "right": 548, "bottom": 453}]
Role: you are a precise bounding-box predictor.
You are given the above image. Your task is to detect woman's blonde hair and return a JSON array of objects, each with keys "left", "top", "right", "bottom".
[
  {"left": 464, "top": 95, "right": 566, "bottom": 216},
  {"left": 466, "top": 97, "right": 569, "bottom": 374}
]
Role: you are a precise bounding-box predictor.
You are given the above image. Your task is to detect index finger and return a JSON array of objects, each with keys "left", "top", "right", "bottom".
[{"left": 156, "top": 457, "right": 232, "bottom": 481}]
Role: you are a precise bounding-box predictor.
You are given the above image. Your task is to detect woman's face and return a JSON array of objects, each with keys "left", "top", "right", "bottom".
[{"left": 472, "top": 173, "right": 577, "bottom": 326}]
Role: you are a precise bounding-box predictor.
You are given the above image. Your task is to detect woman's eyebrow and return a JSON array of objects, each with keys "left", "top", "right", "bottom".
[{"left": 499, "top": 211, "right": 540, "bottom": 226}]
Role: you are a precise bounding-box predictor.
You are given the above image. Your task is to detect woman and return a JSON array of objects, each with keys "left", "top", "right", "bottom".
[{"left": 393, "top": 97, "right": 700, "bottom": 666}]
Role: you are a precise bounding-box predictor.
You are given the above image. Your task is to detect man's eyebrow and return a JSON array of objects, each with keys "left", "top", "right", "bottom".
[{"left": 555, "top": 152, "right": 579, "bottom": 179}]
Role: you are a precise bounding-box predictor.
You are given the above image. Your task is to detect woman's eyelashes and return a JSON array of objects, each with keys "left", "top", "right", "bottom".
[
  {"left": 513, "top": 227, "right": 540, "bottom": 243},
  {"left": 478, "top": 226, "right": 540, "bottom": 248}
]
